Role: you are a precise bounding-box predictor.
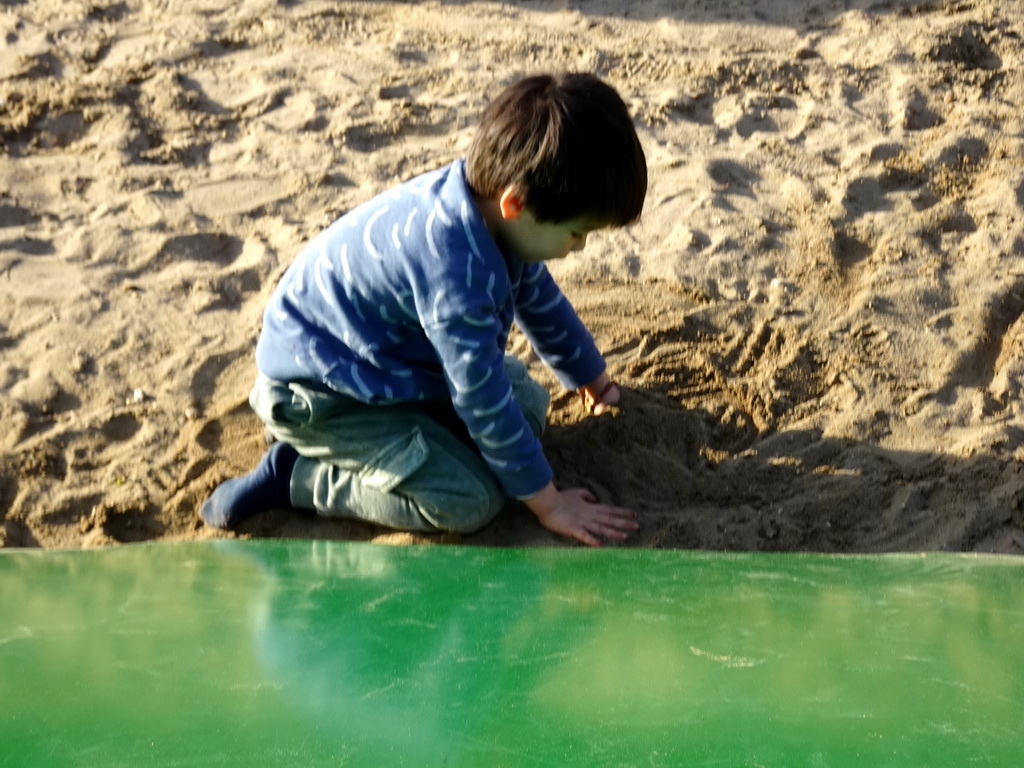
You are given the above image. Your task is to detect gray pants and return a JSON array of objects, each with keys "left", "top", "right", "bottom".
[{"left": 249, "top": 357, "right": 550, "bottom": 533}]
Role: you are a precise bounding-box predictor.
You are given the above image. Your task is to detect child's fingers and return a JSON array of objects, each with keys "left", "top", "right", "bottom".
[
  {"left": 573, "top": 528, "right": 603, "bottom": 547},
  {"left": 600, "top": 381, "right": 621, "bottom": 406},
  {"left": 550, "top": 489, "right": 638, "bottom": 546},
  {"left": 588, "top": 504, "right": 639, "bottom": 538},
  {"left": 593, "top": 524, "right": 630, "bottom": 541},
  {"left": 579, "top": 380, "right": 620, "bottom": 414},
  {"left": 604, "top": 511, "right": 640, "bottom": 532},
  {"left": 579, "top": 518, "right": 634, "bottom": 545}
]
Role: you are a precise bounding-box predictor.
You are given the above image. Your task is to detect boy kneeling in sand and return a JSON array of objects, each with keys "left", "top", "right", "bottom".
[{"left": 201, "top": 72, "right": 647, "bottom": 546}]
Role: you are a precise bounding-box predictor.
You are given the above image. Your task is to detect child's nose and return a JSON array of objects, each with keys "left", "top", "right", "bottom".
[{"left": 570, "top": 234, "right": 587, "bottom": 252}]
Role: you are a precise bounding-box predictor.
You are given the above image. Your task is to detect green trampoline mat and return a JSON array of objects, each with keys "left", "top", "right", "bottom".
[{"left": 2, "top": 540, "right": 1022, "bottom": 767}]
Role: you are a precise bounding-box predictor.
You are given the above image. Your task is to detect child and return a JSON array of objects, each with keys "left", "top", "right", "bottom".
[{"left": 201, "top": 72, "right": 647, "bottom": 546}]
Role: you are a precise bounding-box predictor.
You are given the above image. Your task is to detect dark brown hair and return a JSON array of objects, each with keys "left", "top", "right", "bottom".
[{"left": 466, "top": 73, "right": 647, "bottom": 225}]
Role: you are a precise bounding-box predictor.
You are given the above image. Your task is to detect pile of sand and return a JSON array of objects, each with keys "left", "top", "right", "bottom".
[{"left": 2, "top": 0, "right": 1022, "bottom": 552}]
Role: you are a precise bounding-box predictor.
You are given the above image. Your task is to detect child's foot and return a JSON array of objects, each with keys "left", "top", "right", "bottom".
[{"left": 200, "top": 442, "right": 299, "bottom": 529}]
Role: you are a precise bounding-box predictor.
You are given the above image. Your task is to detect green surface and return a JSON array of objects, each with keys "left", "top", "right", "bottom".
[{"left": 1, "top": 540, "right": 1022, "bottom": 767}]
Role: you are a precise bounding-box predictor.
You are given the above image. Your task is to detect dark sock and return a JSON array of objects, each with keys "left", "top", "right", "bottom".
[{"left": 200, "top": 442, "right": 300, "bottom": 529}]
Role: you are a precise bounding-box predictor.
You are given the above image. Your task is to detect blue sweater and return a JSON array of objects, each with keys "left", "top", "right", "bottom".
[{"left": 255, "top": 159, "right": 606, "bottom": 498}]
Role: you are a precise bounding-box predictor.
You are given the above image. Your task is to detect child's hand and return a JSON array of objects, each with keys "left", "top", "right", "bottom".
[
  {"left": 579, "top": 374, "right": 620, "bottom": 415},
  {"left": 533, "top": 487, "right": 639, "bottom": 547}
]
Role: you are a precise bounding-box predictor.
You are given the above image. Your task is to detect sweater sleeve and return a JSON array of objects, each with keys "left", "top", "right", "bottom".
[
  {"left": 514, "top": 262, "right": 606, "bottom": 389},
  {"left": 423, "top": 309, "right": 553, "bottom": 499}
]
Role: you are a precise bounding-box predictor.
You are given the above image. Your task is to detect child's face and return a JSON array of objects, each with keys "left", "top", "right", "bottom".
[{"left": 499, "top": 207, "right": 605, "bottom": 264}]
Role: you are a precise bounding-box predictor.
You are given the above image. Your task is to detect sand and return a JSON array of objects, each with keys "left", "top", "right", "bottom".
[{"left": 2, "top": 0, "right": 1023, "bottom": 552}]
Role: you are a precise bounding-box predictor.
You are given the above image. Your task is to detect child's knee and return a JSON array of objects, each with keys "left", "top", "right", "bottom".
[{"left": 424, "top": 479, "right": 504, "bottom": 533}]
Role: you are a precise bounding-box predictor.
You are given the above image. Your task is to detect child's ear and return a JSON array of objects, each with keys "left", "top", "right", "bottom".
[{"left": 498, "top": 186, "right": 526, "bottom": 220}]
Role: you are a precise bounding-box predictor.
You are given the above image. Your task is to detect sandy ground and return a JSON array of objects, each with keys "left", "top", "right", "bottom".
[{"left": 2, "top": 0, "right": 1023, "bottom": 552}]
